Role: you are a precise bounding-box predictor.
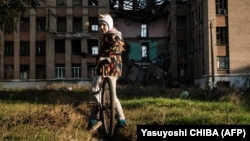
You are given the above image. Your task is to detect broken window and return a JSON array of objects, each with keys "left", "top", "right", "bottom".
[
  {"left": 110, "top": 0, "right": 169, "bottom": 22},
  {"left": 57, "top": 17, "right": 67, "bottom": 32},
  {"left": 20, "top": 65, "right": 29, "bottom": 79},
  {"left": 216, "top": 0, "right": 227, "bottom": 14},
  {"left": 38, "top": 0, "right": 45, "bottom": 4},
  {"left": 73, "top": 17, "right": 82, "bottom": 32},
  {"left": 217, "top": 56, "right": 229, "bottom": 69},
  {"left": 156, "top": 0, "right": 168, "bottom": 5},
  {"left": 89, "top": 17, "right": 98, "bottom": 32},
  {"left": 112, "top": 0, "right": 164, "bottom": 11},
  {"left": 177, "top": 40, "right": 187, "bottom": 56},
  {"left": 56, "top": 0, "right": 66, "bottom": 6},
  {"left": 20, "top": 17, "right": 30, "bottom": 32},
  {"left": 87, "top": 39, "right": 99, "bottom": 55},
  {"left": 71, "top": 39, "right": 81, "bottom": 55},
  {"left": 177, "top": 0, "right": 187, "bottom": 4},
  {"left": 123, "top": 0, "right": 133, "bottom": 10},
  {"left": 216, "top": 27, "right": 228, "bottom": 45},
  {"left": 4, "top": 41, "right": 14, "bottom": 56},
  {"left": 36, "top": 65, "right": 46, "bottom": 79},
  {"left": 89, "top": 0, "right": 98, "bottom": 6},
  {"left": 4, "top": 65, "right": 14, "bottom": 79},
  {"left": 177, "top": 16, "right": 187, "bottom": 30},
  {"left": 36, "top": 41, "right": 46, "bottom": 56},
  {"left": 20, "top": 41, "right": 30, "bottom": 56},
  {"left": 87, "top": 64, "right": 96, "bottom": 78},
  {"left": 189, "top": 40, "right": 194, "bottom": 54},
  {"left": 36, "top": 17, "right": 46, "bottom": 31},
  {"left": 73, "top": 0, "right": 82, "bottom": 6},
  {"left": 55, "top": 39, "right": 65, "bottom": 54}
]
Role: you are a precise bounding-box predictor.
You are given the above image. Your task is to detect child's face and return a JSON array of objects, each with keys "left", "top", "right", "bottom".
[{"left": 99, "top": 22, "right": 109, "bottom": 34}]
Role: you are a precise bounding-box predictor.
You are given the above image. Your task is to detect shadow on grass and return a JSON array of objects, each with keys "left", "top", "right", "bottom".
[
  {"left": 0, "top": 89, "right": 89, "bottom": 105},
  {"left": 0, "top": 89, "right": 134, "bottom": 141},
  {"left": 1, "top": 84, "right": 250, "bottom": 108},
  {"left": 116, "top": 84, "right": 250, "bottom": 111}
]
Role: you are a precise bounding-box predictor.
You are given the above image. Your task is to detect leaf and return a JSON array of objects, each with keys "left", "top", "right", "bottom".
[{"left": 0, "top": 0, "right": 39, "bottom": 33}]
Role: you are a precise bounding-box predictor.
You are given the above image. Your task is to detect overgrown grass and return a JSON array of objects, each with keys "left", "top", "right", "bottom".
[{"left": 0, "top": 85, "right": 250, "bottom": 141}]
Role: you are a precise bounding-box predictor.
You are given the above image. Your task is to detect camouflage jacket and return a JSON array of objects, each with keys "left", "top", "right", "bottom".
[{"left": 97, "top": 28, "right": 125, "bottom": 77}]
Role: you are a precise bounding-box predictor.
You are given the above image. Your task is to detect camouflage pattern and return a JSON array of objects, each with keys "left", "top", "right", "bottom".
[{"left": 97, "top": 28, "right": 125, "bottom": 77}]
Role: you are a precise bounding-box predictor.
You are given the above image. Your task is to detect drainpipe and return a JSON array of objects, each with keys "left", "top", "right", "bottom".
[{"left": 210, "top": 20, "right": 215, "bottom": 89}]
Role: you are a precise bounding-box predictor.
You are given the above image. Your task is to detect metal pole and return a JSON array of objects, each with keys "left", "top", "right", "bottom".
[{"left": 210, "top": 21, "right": 215, "bottom": 88}]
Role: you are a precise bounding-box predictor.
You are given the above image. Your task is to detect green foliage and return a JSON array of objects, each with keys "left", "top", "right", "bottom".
[{"left": 0, "top": 0, "right": 39, "bottom": 33}]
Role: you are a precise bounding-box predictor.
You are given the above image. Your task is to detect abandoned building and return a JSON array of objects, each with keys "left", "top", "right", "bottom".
[{"left": 0, "top": 0, "right": 250, "bottom": 89}]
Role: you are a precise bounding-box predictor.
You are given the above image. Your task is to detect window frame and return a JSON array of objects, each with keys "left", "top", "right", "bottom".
[
  {"left": 87, "top": 39, "right": 99, "bottom": 55},
  {"left": 4, "top": 65, "right": 14, "bottom": 79},
  {"left": 36, "top": 65, "right": 46, "bottom": 79},
  {"left": 216, "top": 0, "right": 228, "bottom": 15},
  {"left": 177, "top": 40, "right": 188, "bottom": 56},
  {"left": 72, "top": 65, "right": 81, "bottom": 78},
  {"left": 56, "top": 0, "right": 66, "bottom": 6},
  {"left": 217, "top": 56, "right": 229, "bottom": 69},
  {"left": 89, "top": 17, "right": 98, "bottom": 32},
  {"left": 91, "top": 46, "right": 99, "bottom": 55},
  {"left": 55, "top": 65, "right": 65, "bottom": 79},
  {"left": 88, "top": 0, "right": 98, "bottom": 6},
  {"left": 36, "top": 17, "right": 46, "bottom": 32},
  {"left": 4, "top": 41, "right": 14, "bottom": 56},
  {"left": 20, "top": 41, "right": 30, "bottom": 56},
  {"left": 141, "top": 42, "right": 149, "bottom": 59},
  {"left": 177, "top": 0, "right": 187, "bottom": 5},
  {"left": 20, "top": 17, "right": 30, "bottom": 32},
  {"left": 216, "top": 27, "right": 228, "bottom": 45},
  {"left": 20, "top": 65, "right": 29, "bottom": 79},
  {"left": 57, "top": 17, "right": 67, "bottom": 32},
  {"left": 72, "top": 0, "right": 82, "bottom": 6},
  {"left": 55, "top": 39, "right": 65, "bottom": 54},
  {"left": 36, "top": 41, "right": 46, "bottom": 56},
  {"left": 73, "top": 17, "right": 83, "bottom": 32},
  {"left": 71, "top": 39, "right": 81, "bottom": 55},
  {"left": 141, "top": 24, "right": 148, "bottom": 38}
]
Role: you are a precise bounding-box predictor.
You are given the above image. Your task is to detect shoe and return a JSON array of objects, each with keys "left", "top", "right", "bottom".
[
  {"left": 118, "top": 119, "right": 127, "bottom": 127},
  {"left": 89, "top": 119, "right": 102, "bottom": 131}
]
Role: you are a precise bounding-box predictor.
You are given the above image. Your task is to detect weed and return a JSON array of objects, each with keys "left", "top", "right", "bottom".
[{"left": 1, "top": 84, "right": 250, "bottom": 140}]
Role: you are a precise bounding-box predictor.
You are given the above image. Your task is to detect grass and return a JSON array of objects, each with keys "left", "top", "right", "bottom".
[{"left": 0, "top": 85, "right": 250, "bottom": 141}]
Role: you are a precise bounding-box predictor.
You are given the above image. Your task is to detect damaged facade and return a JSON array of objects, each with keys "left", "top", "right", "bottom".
[
  {"left": 0, "top": 0, "right": 250, "bottom": 89},
  {"left": 107, "top": 0, "right": 193, "bottom": 87}
]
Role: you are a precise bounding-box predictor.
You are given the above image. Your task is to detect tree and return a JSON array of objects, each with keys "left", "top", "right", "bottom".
[{"left": 0, "top": 0, "right": 39, "bottom": 33}]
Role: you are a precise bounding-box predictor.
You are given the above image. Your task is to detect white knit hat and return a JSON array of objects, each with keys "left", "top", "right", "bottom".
[{"left": 98, "top": 14, "right": 113, "bottom": 30}]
